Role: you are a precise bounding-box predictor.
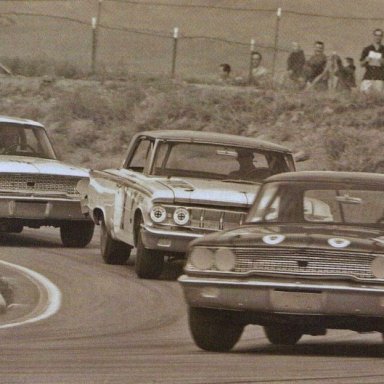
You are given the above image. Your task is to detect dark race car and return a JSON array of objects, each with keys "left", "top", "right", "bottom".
[{"left": 179, "top": 171, "right": 384, "bottom": 351}]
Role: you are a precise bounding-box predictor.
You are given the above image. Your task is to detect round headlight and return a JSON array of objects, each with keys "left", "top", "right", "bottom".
[
  {"left": 215, "top": 248, "right": 236, "bottom": 272},
  {"left": 372, "top": 257, "right": 384, "bottom": 278},
  {"left": 190, "top": 247, "right": 214, "bottom": 270},
  {"left": 150, "top": 205, "right": 167, "bottom": 223},
  {"left": 173, "top": 207, "right": 189, "bottom": 226}
]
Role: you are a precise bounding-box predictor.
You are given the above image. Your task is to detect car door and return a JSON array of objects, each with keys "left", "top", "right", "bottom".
[{"left": 114, "top": 138, "right": 154, "bottom": 244}]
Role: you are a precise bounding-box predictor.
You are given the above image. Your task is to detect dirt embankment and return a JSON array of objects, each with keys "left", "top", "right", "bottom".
[{"left": 0, "top": 74, "right": 384, "bottom": 172}]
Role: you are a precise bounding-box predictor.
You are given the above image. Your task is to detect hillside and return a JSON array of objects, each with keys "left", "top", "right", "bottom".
[{"left": 1, "top": 74, "right": 383, "bottom": 173}]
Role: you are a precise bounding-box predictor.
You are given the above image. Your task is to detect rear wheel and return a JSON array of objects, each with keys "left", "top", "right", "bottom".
[
  {"left": 264, "top": 325, "right": 303, "bottom": 345},
  {"left": 188, "top": 307, "right": 244, "bottom": 352},
  {"left": 60, "top": 221, "right": 95, "bottom": 247},
  {"left": 100, "top": 220, "right": 131, "bottom": 265},
  {"left": 135, "top": 218, "right": 164, "bottom": 279}
]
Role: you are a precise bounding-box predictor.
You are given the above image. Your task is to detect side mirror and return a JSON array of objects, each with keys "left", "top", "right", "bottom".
[{"left": 293, "top": 150, "right": 310, "bottom": 162}]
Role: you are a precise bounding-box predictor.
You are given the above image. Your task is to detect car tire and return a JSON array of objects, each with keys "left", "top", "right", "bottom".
[
  {"left": 100, "top": 220, "right": 131, "bottom": 265},
  {"left": 188, "top": 307, "right": 244, "bottom": 352},
  {"left": 135, "top": 220, "right": 164, "bottom": 279},
  {"left": 263, "top": 325, "right": 302, "bottom": 345},
  {"left": 60, "top": 221, "right": 95, "bottom": 248},
  {"left": 8, "top": 224, "right": 23, "bottom": 233}
]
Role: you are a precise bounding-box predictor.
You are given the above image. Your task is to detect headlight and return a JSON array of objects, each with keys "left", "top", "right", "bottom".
[
  {"left": 173, "top": 207, "right": 189, "bottom": 226},
  {"left": 190, "top": 247, "right": 214, "bottom": 270},
  {"left": 215, "top": 248, "right": 236, "bottom": 271},
  {"left": 371, "top": 257, "right": 384, "bottom": 278},
  {"left": 150, "top": 205, "right": 167, "bottom": 223}
]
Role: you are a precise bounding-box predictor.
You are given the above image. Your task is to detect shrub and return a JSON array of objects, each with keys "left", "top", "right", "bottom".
[
  {"left": 1, "top": 56, "right": 85, "bottom": 79},
  {"left": 324, "top": 126, "right": 384, "bottom": 172}
]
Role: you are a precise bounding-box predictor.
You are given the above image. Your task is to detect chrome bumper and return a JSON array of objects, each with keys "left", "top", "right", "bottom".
[
  {"left": 179, "top": 275, "right": 384, "bottom": 317},
  {"left": 141, "top": 225, "right": 204, "bottom": 253},
  {"left": 0, "top": 196, "right": 87, "bottom": 221}
]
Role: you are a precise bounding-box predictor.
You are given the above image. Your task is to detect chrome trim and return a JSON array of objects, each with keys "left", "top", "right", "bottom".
[
  {"left": 143, "top": 224, "right": 205, "bottom": 239},
  {"left": 153, "top": 204, "right": 246, "bottom": 232},
  {"left": 185, "top": 246, "right": 384, "bottom": 283},
  {"left": 178, "top": 275, "right": 384, "bottom": 294},
  {"left": 0, "top": 195, "right": 79, "bottom": 202},
  {"left": 0, "top": 174, "right": 82, "bottom": 196}
]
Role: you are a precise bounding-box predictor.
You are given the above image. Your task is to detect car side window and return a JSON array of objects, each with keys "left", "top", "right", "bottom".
[
  {"left": 127, "top": 139, "right": 152, "bottom": 173},
  {"left": 24, "top": 128, "right": 43, "bottom": 153},
  {"left": 266, "top": 153, "right": 292, "bottom": 174}
]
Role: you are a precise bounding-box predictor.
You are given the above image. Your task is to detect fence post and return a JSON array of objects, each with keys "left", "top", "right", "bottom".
[
  {"left": 171, "top": 27, "right": 179, "bottom": 78},
  {"left": 248, "top": 39, "right": 255, "bottom": 85},
  {"left": 91, "top": 0, "right": 102, "bottom": 74},
  {"left": 91, "top": 17, "right": 97, "bottom": 74},
  {"left": 272, "top": 7, "right": 282, "bottom": 79}
]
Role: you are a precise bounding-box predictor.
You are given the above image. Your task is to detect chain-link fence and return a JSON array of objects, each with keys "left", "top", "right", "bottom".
[{"left": 0, "top": 0, "right": 383, "bottom": 81}]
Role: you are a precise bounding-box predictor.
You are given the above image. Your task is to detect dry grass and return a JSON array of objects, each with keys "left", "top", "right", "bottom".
[{"left": 0, "top": 73, "right": 382, "bottom": 173}]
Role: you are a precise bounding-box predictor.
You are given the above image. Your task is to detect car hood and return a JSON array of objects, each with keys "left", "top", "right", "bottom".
[
  {"left": 0, "top": 156, "right": 89, "bottom": 177},
  {"left": 193, "top": 224, "right": 384, "bottom": 254},
  {"left": 157, "top": 177, "right": 258, "bottom": 208}
]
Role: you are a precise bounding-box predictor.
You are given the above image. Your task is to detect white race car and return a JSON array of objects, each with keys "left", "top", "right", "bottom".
[{"left": 0, "top": 115, "right": 94, "bottom": 247}]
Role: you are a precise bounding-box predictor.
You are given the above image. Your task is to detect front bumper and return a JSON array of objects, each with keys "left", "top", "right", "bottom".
[
  {"left": 141, "top": 225, "right": 204, "bottom": 254},
  {"left": 179, "top": 275, "right": 384, "bottom": 317},
  {"left": 0, "top": 196, "right": 88, "bottom": 223}
]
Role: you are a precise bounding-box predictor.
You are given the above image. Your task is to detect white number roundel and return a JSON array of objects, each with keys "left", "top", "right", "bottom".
[
  {"left": 328, "top": 238, "right": 351, "bottom": 248},
  {"left": 262, "top": 234, "right": 285, "bottom": 245}
]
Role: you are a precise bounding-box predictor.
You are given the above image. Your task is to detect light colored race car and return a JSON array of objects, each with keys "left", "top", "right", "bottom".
[
  {"left": 79, "top": 129, "right": 297, "bottom": 279},
  {"left": 0, "top": 115, "right": 94, "bottom": 247}
]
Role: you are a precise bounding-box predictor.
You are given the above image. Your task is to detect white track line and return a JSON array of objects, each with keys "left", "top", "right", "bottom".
[{"left": 0, "top": 260, "right": 62, "bottom": 329}]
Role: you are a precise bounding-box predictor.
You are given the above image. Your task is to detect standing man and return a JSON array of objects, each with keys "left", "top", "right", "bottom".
[
  {"left": 287, "top": 42, "right": 306, "bottom": 86},
  {"left": 250, "top": 51, "right": 269, "bottom": 87},
  {"left": 304, "top": 41, "right": 328, "bottom": 90},
  {"left": 360, "top": 28, "right": 384, "bottom": 93}
]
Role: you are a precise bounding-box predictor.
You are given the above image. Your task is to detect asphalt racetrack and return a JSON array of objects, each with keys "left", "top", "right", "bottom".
[{"left": 1, "top": 227, "right": 384, "bottom": 383}]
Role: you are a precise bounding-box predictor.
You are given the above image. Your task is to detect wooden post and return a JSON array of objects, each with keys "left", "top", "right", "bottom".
[
  {"left": 248, "top": 39, "right": 255, "bottom": 85},
  {"left": 91, "top": 0, "right": 102, "bottom": 74},
  {"left": 91, "top": 17, "right": 97, "bottom": 74},
  {"left": 272, "top": 7, "right": 282, "bottom": 79},
  {"left": 171, "top": 27, "right": 179, "bottom": 78}
]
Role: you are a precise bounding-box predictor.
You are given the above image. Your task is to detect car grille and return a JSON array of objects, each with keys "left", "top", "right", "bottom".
[
  {"left": 233, "top": 247, "right": 375, "bottom": 279},
  {"left": 162, "top": 205, "right": 247, "bottom": 232},
  {"left": 0, "top": 174, "right": 82, "bottom": 196}
]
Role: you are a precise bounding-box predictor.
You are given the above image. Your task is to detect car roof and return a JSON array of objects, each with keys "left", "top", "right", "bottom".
[
  {"left": 136, "top": 130, "right": 292, "bottom": 153},
  {"left": 266, "top": 171, "right": 384, "bottom": 184},
  {"left": 0, "top": 115, "right": 44, "bottom": 128}
]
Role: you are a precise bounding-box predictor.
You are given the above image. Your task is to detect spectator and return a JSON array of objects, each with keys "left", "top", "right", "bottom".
[
  {"left": 250, "top": 51, "right": 269, "bottom": 86},
  {"left": 335, "top": 56, "right": 356, "bottom": 91},
  {"left": 219, "top": 63, "right": 231, "bottom": 82},
  {"left": 304, "top": 41, "right": 328, "bottom": 90},
  {"left": 287, "top": 42, "right": 306, "bottom": 86},
  {"left": 360, "top": 28, "right": 384, "bottom": 93}
]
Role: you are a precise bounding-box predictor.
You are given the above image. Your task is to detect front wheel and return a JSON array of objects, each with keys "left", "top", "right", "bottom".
[
  {"left": 60, "top": 221, "right": 95, "bottom": 247},
  {"left": 188, "top": 307, "right": 244, "bottom": 352},
  {"left": 263, "top": 325, "right": 303, "bottom": 345},
  {"left": 100, "top": 220, "right": 131, "bottom": 265},
  {"left": 135, "top": 221, "right": 164, "bottom": 279}
]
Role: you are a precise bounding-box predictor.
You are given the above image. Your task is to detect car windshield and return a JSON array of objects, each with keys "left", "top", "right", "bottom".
[
  {"left": 247, "top": 181, "right": 384, "bottom": 226},
  {"left": 151, "top": 141, "right": 292, "bottom": 181},
  {"left": 0, "top": 124, "right": 56, "bottom": 159}
]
